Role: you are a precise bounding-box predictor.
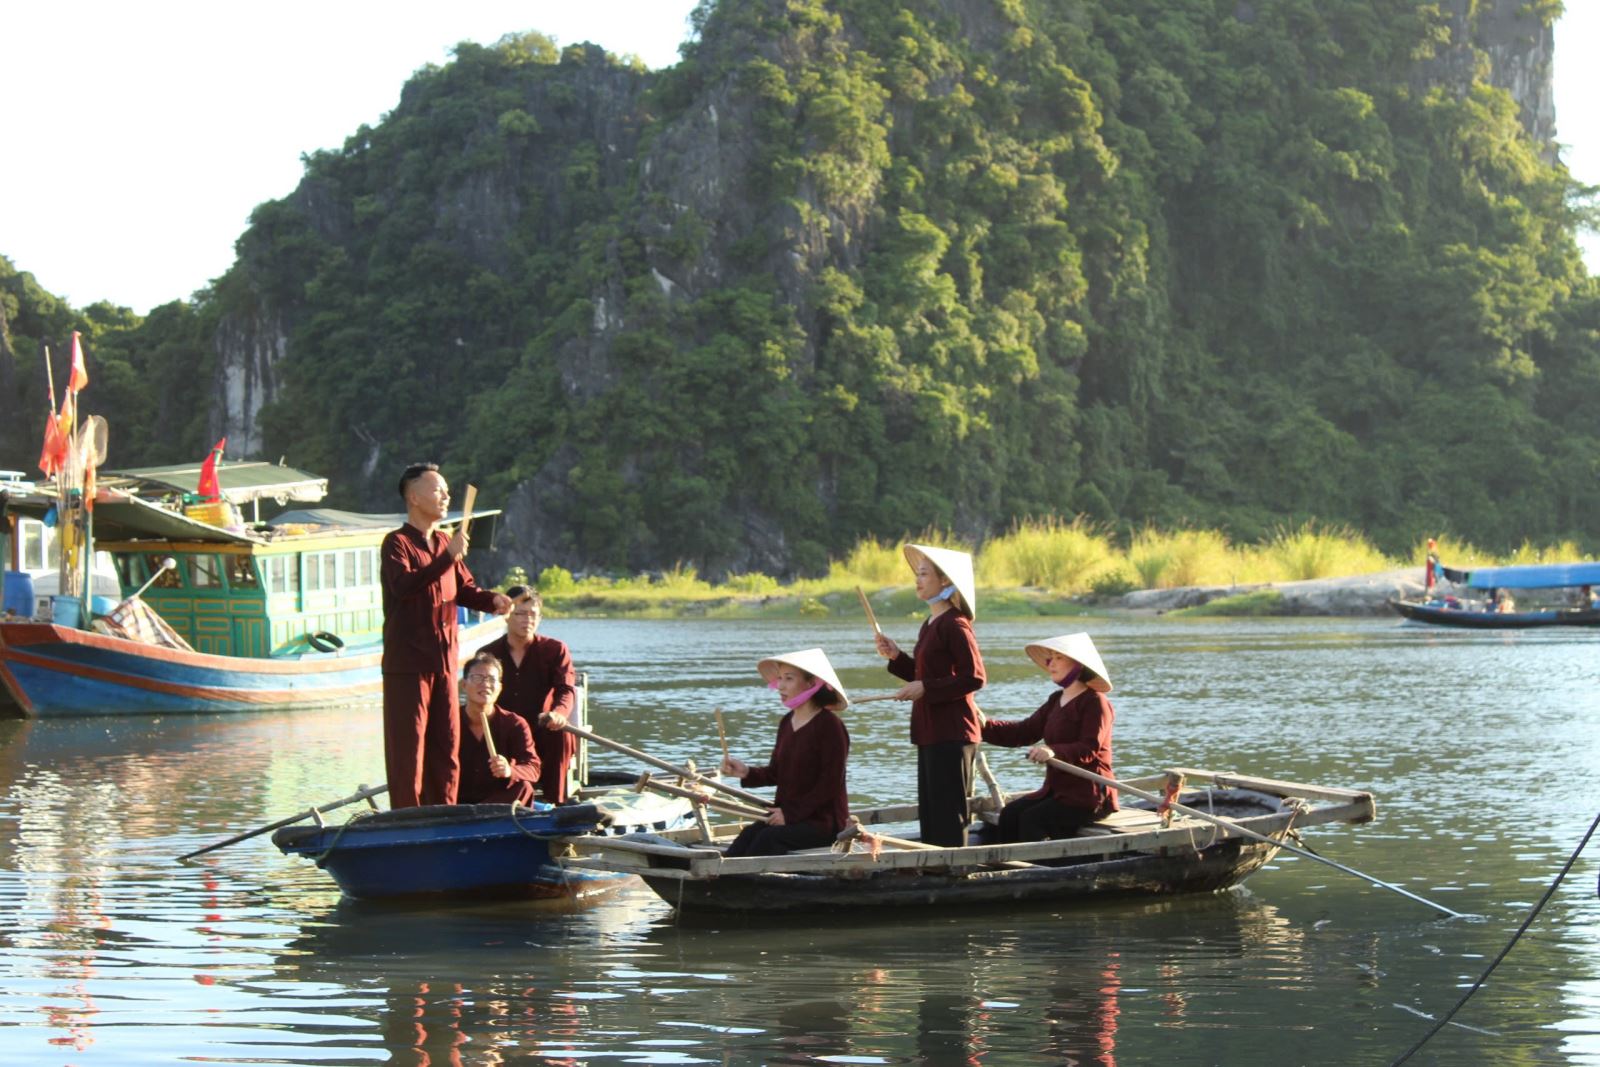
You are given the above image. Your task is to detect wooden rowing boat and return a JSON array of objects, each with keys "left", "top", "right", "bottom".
[{"left": 566, "top": 768, "right": 1375, "bottom": 915}]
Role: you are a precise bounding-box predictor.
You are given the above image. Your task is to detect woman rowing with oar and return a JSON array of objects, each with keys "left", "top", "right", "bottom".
[
  {"left": 980, "top": 633, "right": 1116, "bottom": 843},
  {"left": 873, "top": 543, "right": 986, "bottom": 847},
  {"left": 719, "top": 648, "right": 851, "bottom": 857},
  {"left": 456, "top": 651, "right": 542, "bottom": 806}
]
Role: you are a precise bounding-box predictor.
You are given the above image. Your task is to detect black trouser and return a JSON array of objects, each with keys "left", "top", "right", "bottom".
[
  {"left": 724, "top": 819, "right": 833, "bottom": 857},
  {"left": 994, "top": 792, "right": 1104, "bottom": 844},
  {"left": 917, "top": 741, "right": 977, "bottom": 847}
]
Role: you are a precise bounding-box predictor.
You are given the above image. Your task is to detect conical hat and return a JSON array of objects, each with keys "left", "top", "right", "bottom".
[
  {"left": 756, "top": 647, "right": 850, "bottom": 709},
  {"left": 903, "top": 543, "right": 977, "bottom": 619},
  {"left": 1024, "top": 632, "right": 1113, "bottom": 693}
]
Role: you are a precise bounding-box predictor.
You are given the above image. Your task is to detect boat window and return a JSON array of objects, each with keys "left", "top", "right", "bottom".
[
  {"left": 322, "top": 553, "right": 338, "bottom": 590},
  {"left": 228, "top": 555, "right": 260, "bottom": 590},
  {"left": 143, "top": 554, "right": 182, "bottom": 589},
  {"left": 303, "top": 553, "right": 321, "bottom": 592},
  {"left": 113, "top": 554, "right": 136, "bottom": 588},
  {"left": 19, "top": 521, "right": 58, "bottom": 572},
  {"left": 187, "top": 555, "right": 222, "bottom": 589},
  {"left": 360, "top": 548, "right": 375, "bottom": 586},
  {"left": 264, "top": 555, "right": 300, "bottom": 595},
  {"left": 342, "top": 550, "right": 360, "bottom": 588}
]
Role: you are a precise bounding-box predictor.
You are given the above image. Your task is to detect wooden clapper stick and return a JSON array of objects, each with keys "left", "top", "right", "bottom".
[
  {"left": 1043, "top": 756, "right": 1467, "bottom": 919},
  {"left": 855, "top": 585, "right": 882, "bottom": 636},
  {"left": 459, "top": 484, "right": 478, "bottom": 550}
]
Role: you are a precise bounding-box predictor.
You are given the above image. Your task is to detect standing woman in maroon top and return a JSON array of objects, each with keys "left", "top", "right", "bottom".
[
  {"left": 720, "top": 648, "right": 852, "bottom": 858},
  {"left": 380, "top": 463, "right": 510, "bottom": 808},
  {"left": 483, "top": 586, "right": 577, "bottom": 803},
  {"left": 982, "top": 632, "right": 1116, "bottom": 843},
  {"left": 874, "top": 543, "right": 986, "bottom": 847},
  {"left": 456, "top": 652, "right": 542, "bottom": 806}
]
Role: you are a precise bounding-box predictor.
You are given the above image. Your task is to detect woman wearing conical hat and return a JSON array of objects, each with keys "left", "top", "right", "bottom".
[
  {"left": 981, "top": 633, "right": 1117, "bottom": 843},
  {"left": 874, "top": 543, "right": 987, "bottom": 847},
  {"left": 720, "top": 648, "right": 852, "bottom": 858}
]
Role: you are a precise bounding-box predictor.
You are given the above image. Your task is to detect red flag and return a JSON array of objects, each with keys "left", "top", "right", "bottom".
[
  {"left": 37, "top": 409, "right": 69, "bottom": 478},
  {"left": 67, "top": 331, "right": 89, "bottom": 393},
  {"left": 197, "top": 438, "right": 227, "bottom": 501}
]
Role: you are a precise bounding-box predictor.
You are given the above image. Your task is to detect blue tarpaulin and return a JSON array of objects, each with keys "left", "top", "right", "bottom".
[{"left": 1438, "top": 561, "right": 1600, "bottom": 590}]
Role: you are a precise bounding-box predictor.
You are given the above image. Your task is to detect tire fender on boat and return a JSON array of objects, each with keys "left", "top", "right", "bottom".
[{"left": 306, "top": 631, "right": 345, "bottom": 654}]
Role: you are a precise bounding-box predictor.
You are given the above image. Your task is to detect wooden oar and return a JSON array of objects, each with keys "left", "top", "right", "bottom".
[
  {"left": 834, "top": 815, "right": 939, "bottom": 852},
  {"left": 1042, "top": 757, "right": 1467, "bottom": 919},
  {"left": 558, "top": 721, "right": 772, "bottom": 809},
  {"left": 635, "top": 772, "right": 770, "bottom": 822},
  {"left": 855, "top": 585, "right": 882, "bottom": 635},
  {"left": 176, "top": 783, "right": 387, "bottom": 861}
]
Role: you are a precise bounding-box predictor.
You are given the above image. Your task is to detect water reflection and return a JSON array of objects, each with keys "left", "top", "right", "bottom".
[{"left": 2, "top": 619, "right": 1599, "bottom": 1063}]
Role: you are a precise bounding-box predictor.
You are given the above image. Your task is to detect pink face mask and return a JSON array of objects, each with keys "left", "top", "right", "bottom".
[{"left": 768, "top": 677, "right": 825, "bottom": 709}]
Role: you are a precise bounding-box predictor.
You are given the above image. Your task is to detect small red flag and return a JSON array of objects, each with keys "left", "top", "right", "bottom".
[
  {"left": 197, "top": 437, "right": 227, "bottom": 501},
  {"left": 37, "top": 409, "right": 69, "bottom": 478},
  {"left": 67, "top": 331, "right": 89, "bottom": 393}
]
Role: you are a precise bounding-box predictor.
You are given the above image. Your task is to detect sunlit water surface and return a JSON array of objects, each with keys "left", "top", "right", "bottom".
[{"left": 2, "top": 616, "right": 1598, "bottom": 1064}]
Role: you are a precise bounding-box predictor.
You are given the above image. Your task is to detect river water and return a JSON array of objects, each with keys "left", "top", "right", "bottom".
[{"left": 1, "top": 616, "right": 1598, "bottom": 1065}]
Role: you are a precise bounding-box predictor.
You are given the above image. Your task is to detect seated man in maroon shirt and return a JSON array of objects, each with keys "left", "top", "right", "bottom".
[
  {"left": 483, "top": 586, "right": 578, "bottom": 803},
  {"left": 457, "top": 652, "right": 541, "bottom": 806},
  {"left": 381, "top": 462, "right": 511, "bottom": 808}
]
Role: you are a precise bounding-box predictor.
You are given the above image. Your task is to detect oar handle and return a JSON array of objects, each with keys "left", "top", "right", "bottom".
[
  {"left": 851, "top": 693, "right": 902, "bottom": 704},
  {"left": 637, "top": 775, "right": 769, "bottom": 821},
  {"left": 855, "top": 585, "right": 882, "bottom": 635},
  {"left": 176, "top": 783, "right": 388, "bottom": 862},
  {"left": 559, "top": 721, "right": 772, "bottom": 808},
  {"left": 1041, "top": 757, "right": 1465, "bottom": 919}
]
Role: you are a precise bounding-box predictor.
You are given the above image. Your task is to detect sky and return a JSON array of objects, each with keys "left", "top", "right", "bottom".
[{"left": 1, "top": 1, "right": 1595, "bottom": 315}]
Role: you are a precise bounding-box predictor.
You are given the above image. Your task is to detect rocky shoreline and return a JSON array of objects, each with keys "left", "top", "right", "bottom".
[{"left": 1114, "top": 568, "right": 1426, "bottom": 617}]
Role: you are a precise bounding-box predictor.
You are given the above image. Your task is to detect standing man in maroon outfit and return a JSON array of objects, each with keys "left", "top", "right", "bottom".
[
  {"left": 381, "top": 462, "right": 510, "bottom": 808},
  {"left": 483, "top": 586, "right": 578, "bottom": 803}
]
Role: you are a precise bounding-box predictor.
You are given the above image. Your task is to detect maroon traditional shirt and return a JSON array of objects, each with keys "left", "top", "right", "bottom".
[
  {"left": 457, "top": 705, "right": 541, "bottom": 805},
  {"left": 982, "top": 688, "right": 1117, "bottom": 813},
  {"left": 741, "top": 708, "right": 851, "bottom": 834},
  {"left": 380, "top": 523, "right": 500, "bottom": 675},
  {"left": 887, "top": 610, "right": 986, "bottom": 745},
  {"left": 483, "top": 632, "right": 579, "bottom": 799}
]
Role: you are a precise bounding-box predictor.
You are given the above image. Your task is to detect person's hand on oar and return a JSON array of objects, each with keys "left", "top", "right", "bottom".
[
  {"left": 892, "top": 679, "right": 925, "bottom": 701},
  {"left": 539, "top": 710, "right": 569, "bottom": 730},
  {"left": 1026, "top": 743, "right": 1054, "bottom": 764}
]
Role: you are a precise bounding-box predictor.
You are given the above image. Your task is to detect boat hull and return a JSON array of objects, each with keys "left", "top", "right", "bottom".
[
  {"left": 1391, "top": 599, "right": 1600, "bottom": 629},
  {"left": 639, "top": 831, "right": 1283, "bottom": 914},
  {"left": 0, "top": 617, "right": 503, "bottom": 717},
  {"left": 273, "top": 793, "right": 695, "bottom": 901}
]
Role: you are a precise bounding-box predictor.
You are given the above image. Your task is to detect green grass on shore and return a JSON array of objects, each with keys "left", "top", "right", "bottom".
[{"left": 505, "top": 521, "right": 1590, "bottom": 620}]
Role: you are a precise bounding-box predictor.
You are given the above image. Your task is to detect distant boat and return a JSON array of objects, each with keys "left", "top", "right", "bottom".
[
  {"left": 1, "top": 462, "right": 503, "bottom": 717},
  {"left": 1392, "top": 560, "right": 1600, "bottom": 630}
]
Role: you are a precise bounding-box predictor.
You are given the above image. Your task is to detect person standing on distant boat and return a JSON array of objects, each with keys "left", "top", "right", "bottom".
[
  {"left": 484, "top": 586, "right": 578, "bottom": 803},
  {"left": 721, "top": 648, "right": 851, "bottom": 857},
  {"left": 980, "top": 633, "right": 1117, "bottom": 843},
  {"left": 456, "top": 652, "right": 541, "bottom": 806},
  {"left": 381, "top": 462, "right": 510, "bottom": 808},
  {"left": 874, "top": 543, "right": 986, "bottom": 847}
]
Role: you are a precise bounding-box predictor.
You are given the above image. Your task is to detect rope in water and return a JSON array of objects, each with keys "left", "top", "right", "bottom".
[{"left": 1389, "top": 806, "right": 1600, "bottom": 1065}]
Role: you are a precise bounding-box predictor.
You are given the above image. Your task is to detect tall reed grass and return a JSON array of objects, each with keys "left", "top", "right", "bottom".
[{"left": 977, "top": 517, "right": 1115, "bottom": 591}]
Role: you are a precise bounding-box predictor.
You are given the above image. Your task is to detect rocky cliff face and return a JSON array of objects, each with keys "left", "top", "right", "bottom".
[{"left": 1429, "top": 0, "right": 1556, "bottom": 150}]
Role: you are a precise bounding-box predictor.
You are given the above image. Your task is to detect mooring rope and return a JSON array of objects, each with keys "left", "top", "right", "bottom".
[{"left": 1389, "top": 806, "right": 1600, "bottom": 1065}]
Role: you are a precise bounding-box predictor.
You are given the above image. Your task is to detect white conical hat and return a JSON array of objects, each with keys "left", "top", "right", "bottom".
[
  {"left": 903, "top": 543, "right": 977, "bottom": 619},
  {"left": 756, "top": 647, "right": 850, "bottom": 709},
  {"left": 1024, "top": 632, "right": 1113, "bottom": 693}
]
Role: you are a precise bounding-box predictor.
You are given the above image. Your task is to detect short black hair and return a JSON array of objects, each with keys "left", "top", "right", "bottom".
[
  {"left": 463, "top": 650, "right": 503, "bottom": 682},
  {"left": 505, "top": 584, "right": 543, "bottom": 608},
  {"left": 398, "top": 462, "right": 440, "bottom": 501}
]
